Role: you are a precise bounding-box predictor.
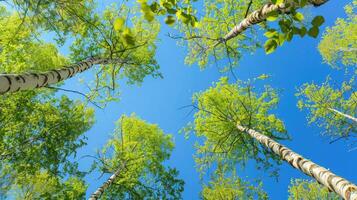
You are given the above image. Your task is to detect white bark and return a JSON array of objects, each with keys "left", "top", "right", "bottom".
[
  {"left": 217, "top": 0, "right": 328, "bottom": 45},
  {"left": 0, "top": 57, "right": 109, "bottom": 94},
  {"left": 328, "top": 108, "right": 357, "bottom": 123},
  {"left": 236, "top": 124, "right": 357, "bottom": 200},
  {"left": 88, "top": 165, "right": 123, "bottom": 200}
]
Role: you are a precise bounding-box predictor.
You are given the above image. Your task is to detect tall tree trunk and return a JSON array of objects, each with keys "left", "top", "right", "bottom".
[
  {"left": 328, "top": 108, "right": 357, "bottom": 123},
  {"left": 0, "top": 57, "right": 109, "bottom": 95},
  {"left": 215, "top": 0, "right": 328, "bottom": 46},
  {"left": 236, "top": 124, "right": 357, "bottom": 200},
  {"left": 89, "top": 165, "right": 124, "bottom": 200}
]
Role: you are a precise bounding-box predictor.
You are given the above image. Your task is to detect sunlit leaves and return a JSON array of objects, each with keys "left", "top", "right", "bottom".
[
  {"left": 288, "top": 179, "right": 340, "bottom": 200},
  {"left": 201, "top": 167, "right": 268, "bottom": 200},
  {"left": 264, "top": 39, "right": 278, "bottom": 54},
  {"left": 9, "top": 171, "right": 87, "bottom": 200},
  {"left": 69, "top": 3, "right": 161, "bottom": 105},
  {"left": 114, "top": 18, "right": 125, "bottom": 31},
  {"left": 186, "top": 77, "right": 288, "bottom": 177},
  {"left": 262, "top": 1, "right": 325, "bottom": 54},
  {"left": 0, "top": 91, "right": 94, "bottom": 197},
  {"left": 93, "top": 114, "right": 184, "bottom": 199},
  {"left": 296, "top": 77, "right": 356, "bottom": 144},
  {"left": 177, "top": 0, "right": 265, "bottom": 69},
  {"left": 319, "top": 0, "right": 357, "bottom": 69}
]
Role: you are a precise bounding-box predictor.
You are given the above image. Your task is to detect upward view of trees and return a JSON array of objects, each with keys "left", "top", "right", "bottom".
[{"left": 0, "top": 0, "right": 356, "bottom": 199}]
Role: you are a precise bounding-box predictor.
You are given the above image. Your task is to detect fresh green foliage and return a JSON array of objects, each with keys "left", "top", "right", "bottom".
[
  {"left": 201, "top": 165, "right": 268, "bottom": 200},
  {"left": 177, "top": 0, "right": 265, "bottom": 70},
  {"left": 318, "top": 0, "right": 357, "bottom": 70},
  {"left": 0, "top": 91, "right": 95, "bottom": 179},
  {"left": 288, "top": 179, "right": 340, "bottom": 200},
  {"left": 69, "top": 3, "right": 162, "bottom": 104},
  {"left": 138, "top": 0, "right": 198, "bottom": 26},
  {"left": 6, "top": 170, "right": 87, "bottom": 200},
  {"left": 264, "top": 6, "right": 325, "bottom": 54},
  {"left": 92, "top": 114, "right": 184, "bottom": 199},
  {"left": 296, "top": 78, "right": 356, "bottom": 144},
  {"left": 6, "top": 0, "right": 96, "bottom": 45},
  {"left": 186, "top": 77, "right": 288, "bottom": 177},
  {"left": 0, "top": 7, "right": 68, "bottom": 73}
]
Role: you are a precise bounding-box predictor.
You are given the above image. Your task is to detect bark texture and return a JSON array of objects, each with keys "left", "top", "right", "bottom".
[
  {"left": 236, "top": 124, "right": 357, "bottom": 200},
  {"left": 328, "top": 108, "right": 357, "bottom": 123},
  {"left": 219, "top": 0, "right": 328, "bottom": 43},
  {"left": 0, "top": 57, "right": 108, "bottom": 94},
  {"left": 89, "top": 166, "right": 123, "bottom": 200}
]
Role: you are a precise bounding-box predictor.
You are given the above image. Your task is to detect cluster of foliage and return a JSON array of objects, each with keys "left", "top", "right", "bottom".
[
  {"left": 297, "top": 0, "right": 356, "bottom": 149},
  {"left": 201, "top": 165, "right": 268, "bottom": 200},
  {"left": 318, "top": 0, "right": 357, "bottom": 70},
  {"left": 297, "top": 78, "right": 356, "bottom": 142},
  {"left": 186, "top": 77, "right": 288, "bottom": 178},
  {"left": 68, "top": 3, "right": 162, "bottom": 104},
  {"left": 92, "top": 114, "right": 184, "bottom": 199},
  {"left": 5, "top": 170, "right": 87, "bottom": 200},
  {"left": 0, "top": 90, "right": 94, "bottom": 197},
  {"left": 7, "top": 0, "right": 96, "bottom": 45},
  {"left": 0, "top": 6, "right": 68, "bottom": 73},
  {"left": 288, "top": 179, "right": 340, "bottom": 200}
]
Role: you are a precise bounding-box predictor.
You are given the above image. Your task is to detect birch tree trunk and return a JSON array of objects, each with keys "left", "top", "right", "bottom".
[
  {"left": 0, "top": 57, "right": 109, "bottom": 95},
  {"left": 89, "top": 165, "right": 124, "bottom": 200},
  {"left": 217, "top": 0, "right": 328, "bottom": 45},
  {"left": 236, "top": 124, "right": 357, "bottom": 200},
  {"left": 328, "top": 108, "right": 357, "bottom": 123}
]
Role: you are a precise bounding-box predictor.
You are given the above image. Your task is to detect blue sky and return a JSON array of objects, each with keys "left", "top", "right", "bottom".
[{"left": 50, "top": 0, "right": 357, "bottom": 199}]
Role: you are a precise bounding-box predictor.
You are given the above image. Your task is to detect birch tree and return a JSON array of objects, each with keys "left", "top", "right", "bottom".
[
  {"left": 0, "top": 3, "right": 161, "bottom": 104},
  {"left": 296, "top": 78, "right": 357, "bottom": 147},
  {"left": 89, "top": 114, "right": 184, "bottom": 199},
  {"left": 297, "top": 1, "right": 357, "bottom": 149},
  {"left": 186, "top": 78, "right": 357, "bottom": 199},
  {"left": 166, "top": 0, "right": 329, "bottom": 69}
]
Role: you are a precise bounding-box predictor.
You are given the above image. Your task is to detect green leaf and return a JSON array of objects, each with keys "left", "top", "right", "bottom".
[
  {"left": 264, "top": 39, "right": 278, "bottom": 54},
  {"left": 257, "top": 74, "right": 271, "bottom": 80},
  {"left": 272, "top": 0, "right": 284, "bottom": 4},
  {"left": 299, "top": 27, "right": 307, "bottom": 37},
  {"left": 308, "top": 26, "right": 319, "bottom": 38},
  {"left": 266, "top": 11, "right": 279, "bottom": 21},
  {"left": 264, "top": 29, "right": 278, "bottom": 38},
  {"left": 114, "top": 18, "right": 125, "bottom": 31},
  {"left": 311, "top": 16, "right": 325, "bottom": 27},
  {"left": 122, "top": 28, "right": 135, "bottom": 46},
  {"left": 165, "top": 15, "right": 176, "bottom": 26},
  {"left": 294, "top": 12, "right": 304, "bottom": 22},
  {"left": 285, "top": 31, "right": 293, "bottom": 41}
]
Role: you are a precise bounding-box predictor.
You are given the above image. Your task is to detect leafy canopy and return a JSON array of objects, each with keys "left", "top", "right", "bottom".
[
  {"left": 69, "top": 3, "right": 162, "bottom": 104},
  {"left": 6, "top": 170, "right": 87, "bottom": 200},
  {"left": 0, "top": 7, "right": 68, "bottom": 73},
  {"left": 318, "top": 0, "right": 357, "bottom": 70},
  {"left": 92, "top": 114, "right": 184, "bottom": 199},
  {"left": 186, "top": 77, "right": 288, "bottom": 177},
  {"left": 296, "top": 78, "right": 356, "bottom": 145},
  {"left": 201, "top": 165, "right": 268, "bottom": 200},
  {"left": 5, "top": 0, "right": 96, "bottom": 45},
  {"left": 288, "top": 179, "right": 340, "bottom": 200},
  {"left": 0, "top": 91, "right": 94, "bottom": 191}
]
